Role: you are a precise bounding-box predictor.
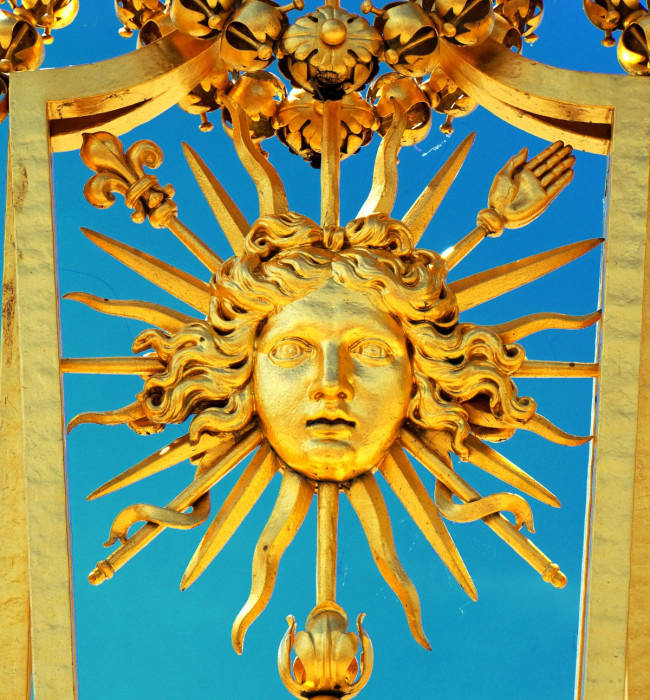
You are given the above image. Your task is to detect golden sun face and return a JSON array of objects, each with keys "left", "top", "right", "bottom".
[
  {"left": 70, "top": 120, "right": 600, "bottom": 698},
  {"left": 254, "top": 279, "right": 413, "bottom": 482}
]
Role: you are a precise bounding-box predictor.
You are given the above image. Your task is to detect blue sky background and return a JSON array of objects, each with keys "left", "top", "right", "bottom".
[{"left": 1, "top": 2, "right": 625, "bottom": 698}]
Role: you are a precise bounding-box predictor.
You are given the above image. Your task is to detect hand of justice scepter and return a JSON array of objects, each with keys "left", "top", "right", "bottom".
[{"left": 443, "top": 141, "right": 576, "bottom": 270}]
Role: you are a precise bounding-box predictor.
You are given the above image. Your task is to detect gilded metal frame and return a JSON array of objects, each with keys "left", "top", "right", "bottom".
[{"left": 0, "top": 33, "right": 648, "bottom": 698}]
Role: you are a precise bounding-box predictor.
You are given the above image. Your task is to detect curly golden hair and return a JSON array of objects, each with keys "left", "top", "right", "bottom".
[{"left": 134, "top": 212, "right": 534, "bottom": 456}]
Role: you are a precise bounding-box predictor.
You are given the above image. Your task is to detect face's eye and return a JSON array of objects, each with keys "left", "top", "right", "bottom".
[
  {"left": 269, "top": 338, "right": 312, "bottom": 365},
  {"left": 350, "top": 339, "right": 393, "bottom": 364}
]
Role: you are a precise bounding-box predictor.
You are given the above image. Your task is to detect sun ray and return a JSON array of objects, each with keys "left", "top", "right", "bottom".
[
  {"left": 103, "top": 493, "right": 211, "bottom": 547},
  {"left": 463, "top": 435, "right": 560, "bottom": 507},
  {"left": 525, "top": 414, "right": 592, "bottom": 446},
  {"left": 382, "top": 447, "right": 477, "bottom": 601},
  {"left": 165, "top": 217, "right": 223, "bottom": 271},
  {"left": 434, "top": 481, "right": 534, "bottom": 532},
  {"left": 489, "top": 310, "right": 601, "bottom": 343},
  {"left": 67, "top": 400, "right": 144, "bottom": 433},
  {"left": 60, "top": 356, "right": 164, "bottom": 374},
  {"left": 403, "top": 132, "right": 475, "bottom": 245},
  {"left": 462, "top": 403, "right": 591, "bottom": 446},
  {"left": 88, "top": 429, "right": 262, "bottom": 585},
  {"left": 63, "top": 291, "right": 197, "bottom": 333},
  {"left": 224, "top": 97, "right": 289, "bottom": 218},
  {"left": 231, "top": 468, "right": 313, "bottom": 654},
  {"left": 448, "top": 238, "right": 603, "bottom": 312},
  {"left": 182, "top": 142, "right": 248, "bottom": 256},
  {"left": 87, "top": 431, "right": 231, "bottom": 500},
  {"left": 400, "top": 428, "right": 567, "bottom": 588},
  {"left": 81, "top": 227, "right": 211, "bottom": 313},
  {"left": 356, "top": 101, "right": 407, "bottom": 219},
  {"left": 347, "top": 472, "right": 431, "bottom": 650},
  {"left": 181, "top": 444, "right": 278, "bottom": 590},
  {"left": 514, "top": 360, "right": 600, "bottom": 378}
]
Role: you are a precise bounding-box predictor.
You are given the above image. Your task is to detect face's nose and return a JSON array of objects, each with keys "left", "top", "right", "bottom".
[{"left": 309, "top": 341, "right": 354, "bottom": 401}]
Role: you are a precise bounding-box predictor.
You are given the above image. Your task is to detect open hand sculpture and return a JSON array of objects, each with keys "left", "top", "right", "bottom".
[{"left": 488, "top": 141, "right": 576, "bottom": 229}]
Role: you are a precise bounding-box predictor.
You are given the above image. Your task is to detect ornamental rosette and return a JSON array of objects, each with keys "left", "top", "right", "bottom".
[{"left": 278, "top": 6, "right": 383, "bottom": 100}]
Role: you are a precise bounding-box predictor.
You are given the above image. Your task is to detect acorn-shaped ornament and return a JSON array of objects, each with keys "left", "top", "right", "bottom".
[
  {"left": 433, "top": 0, "right": 494, "bottom": 45},
  {"left": 115, "top": 0, "right": 165, "bottom": 38},
  {"left": 617, "top": 10, "right": 650, "bottom": 74},
  {"left": 368, "top": 72, "right": 432, "bottom": 145},
  {"left": 362, "top": 0, "right": 439, "bottom": 78},
  {"left": 222, "top": 70, "right": 286, "bottom": 141},
  {"left": 423, "top": 66, "right": 476, "bottom": 134},
  {"left": 0, "top": 9, "right": 44, "bottom": 72}
]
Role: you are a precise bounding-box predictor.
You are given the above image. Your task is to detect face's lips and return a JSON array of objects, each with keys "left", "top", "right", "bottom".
[{"left": 306, "top": 417, "right": 356, "bottom": 428}]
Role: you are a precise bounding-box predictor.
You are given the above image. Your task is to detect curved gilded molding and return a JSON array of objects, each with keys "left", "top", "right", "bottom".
[
  {"left": 440, "top": 40, "right": 648, "bottom": 154},
  {"left": 10, "top": 31, "right": 219, "bottom": 152}
]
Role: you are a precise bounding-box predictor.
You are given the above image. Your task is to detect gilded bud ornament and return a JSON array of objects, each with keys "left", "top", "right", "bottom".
[
  {"left": 222, "top": 70, "right": 286, "bottom": 141},
  {"left": 617, "top": 10, "right": 650, "bottom": 74},
  {"left": 368, "top": 72, "right": 432, "bottom": 145},
  {"left": 274, "top": 89, "right": 378, "bottom": 165},
  {"left": 115, "top": 0, "right": 165, "bottom": 38},
  {"left": 582, "top": 0, "right": 645, "bottom": 47},
  {"left": 169, "top": 0, "right": 238, "bottom": 38},
  {"left": 178, "top": 63, "right": 232, "bottom": 131},
  {"left": 433, "top": 0, "right": 494, "bottom": 45},
  {"left": 423, "top": 66, "right": 476, "bottom": 134},
  {"left": 278, "top": 603, "right": 373, "bottom": 699},
  {"left": 219, "top": 0, "right": 300, "bottom": 71},
  {"left": 0, "top": 9, "right": 44, "bottom": 72},
  {"left": 362, "top": 0, "right": 439, "bottom": 78},
  {"left": 10, "top": 0, "right": 78, "bottom": 43},
  {"left": 490, "top": 12, "right": 523, "bottom": 52},
  {"left": 278, "top": 5, "right": 383, "bottom": 100},
  {"left": 137, "top": 10, "right": 176, "bottom": 48},
  {"left": 494, "top": 0, "right": 543, "bottom": 44}
]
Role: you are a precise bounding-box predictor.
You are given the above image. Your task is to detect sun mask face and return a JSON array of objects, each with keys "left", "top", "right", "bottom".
[{"left": 254, "top": 279, "right": 413, "bottom": 482}]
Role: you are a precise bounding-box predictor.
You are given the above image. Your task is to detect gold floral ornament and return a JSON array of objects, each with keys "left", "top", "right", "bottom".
[
  {"left": 617, "top": 10, "right": 650, "bottom": 74},
  {"left": 222, "top": 70, "right": 286, "bottom": 141},
  {"left": 169, "top": 0, "right": 238, "bottom": 37},
  {"left": 362, "top": 0, "right": 439, "bottom": 78},
  {"left": 494, "top": 0, "right": 543, "bottom": 44},
  {"left": 432, "top": 0, "right": 494, "bottom": 45},
  {"left": 583, "top": 0, "right": 646, "bottom": 47},
  {"left": 274, "top": 89, "right": 378, "bottom": 165},
  {"left": 136, "top": 8, "right": 175, "bottom": 47},
  {"left": 423, "top": 65, "right": 476, "bottom": 134},
  {"left": 368, "top": 72, "right": 432, "bottom": 145},
  {"left": 278, "top": 5, "right": 383, "bottom": 100},
  {"left": 490, "top": 11, "right": 523, "bottom": 52},
  {"left": 279, "top": 603, "right": 373, "bottom": 699},
  {"left": 115, "top": 0, "right": 165, "bottom": 38},
  {"left": 178, "top": 63, "right": 232, "bottom": 131},
  {"left": 0, "top": 8, "right": 44, "bottom": 72},
  {"left": 219, "top": 0, "right": 303, "bottom": 72},
  {"left": 7, "top": 0, "right": 78, "bottom": 43}
]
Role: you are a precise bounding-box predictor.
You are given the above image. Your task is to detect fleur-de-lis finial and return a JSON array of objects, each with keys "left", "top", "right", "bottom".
[
  {"left": 278, "top": 602, "right": 373, "bottom": 699},
  {"left": 81, "top": 131, "right": 178, "bottom": 228},
  {"left": 80, "top": 132, "right": 222, "bottom": 271}
]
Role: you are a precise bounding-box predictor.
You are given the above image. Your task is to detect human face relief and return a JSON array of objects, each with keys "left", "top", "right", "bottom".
[{"left": 253, "top": 279, "right": 413, "bottom": 482}]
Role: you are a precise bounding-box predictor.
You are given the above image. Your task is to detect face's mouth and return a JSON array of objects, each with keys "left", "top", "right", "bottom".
[{"left": 306, "top": 417, "right": 356, "bottom": 429}]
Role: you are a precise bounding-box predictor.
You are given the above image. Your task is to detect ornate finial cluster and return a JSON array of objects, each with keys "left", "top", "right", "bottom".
[
  {"left": 114, "top": 0, "right": 545, "bottom": 156},
  {"left": 583, "top": 0, "right": 650, "bottom": 75},
  {"left": 0, "top": 0, "right": 78, "bottom": 119}
]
